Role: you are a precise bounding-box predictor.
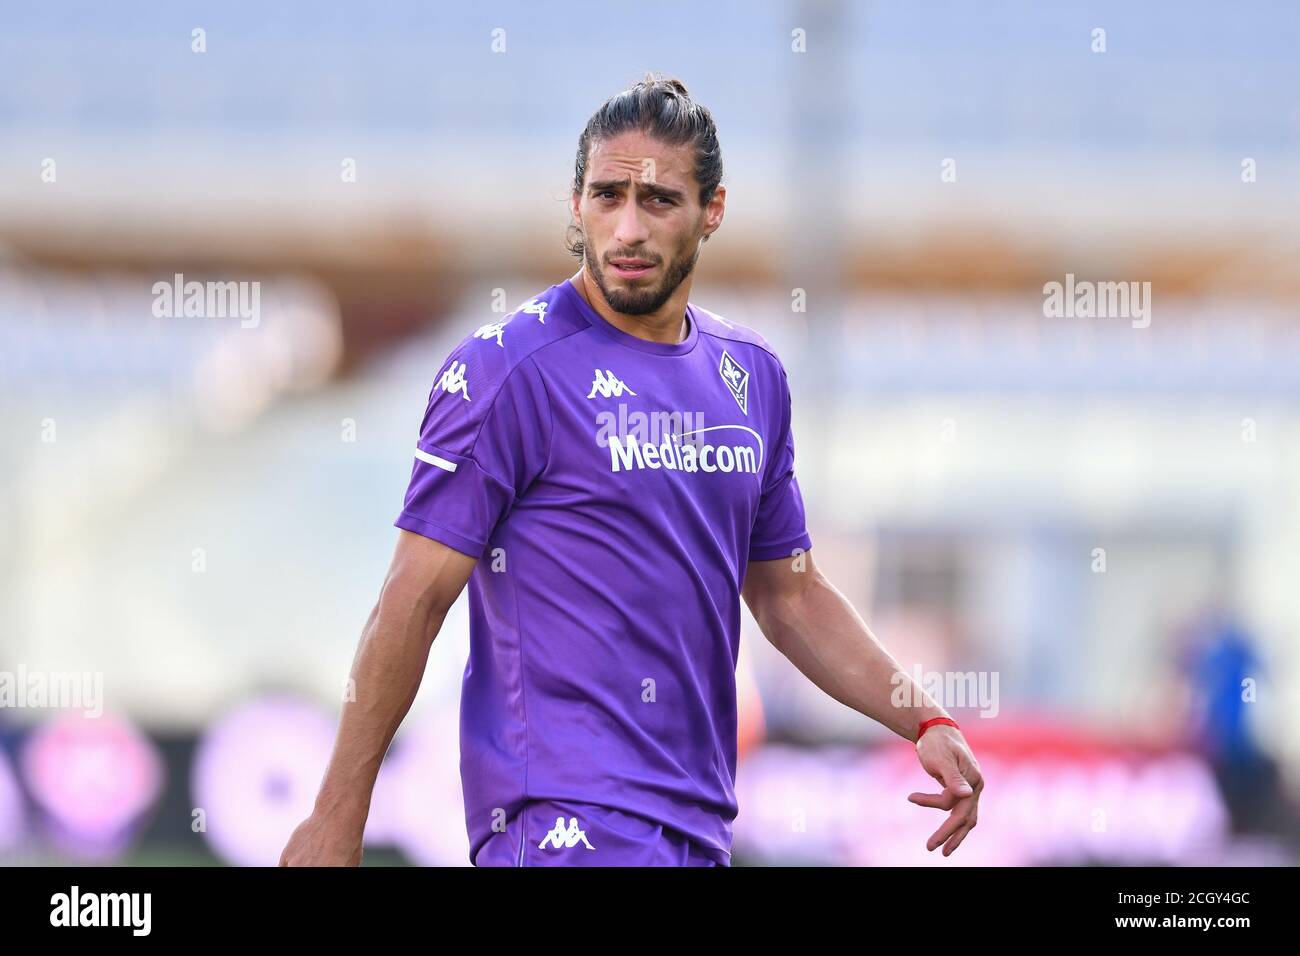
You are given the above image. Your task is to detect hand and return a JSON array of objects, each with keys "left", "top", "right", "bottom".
[
  {"left": 279, "top": 812, "right": 365, "bottom": 867},
  {"left": 908, "top": 725, "right": 983, "bottom": 857}
]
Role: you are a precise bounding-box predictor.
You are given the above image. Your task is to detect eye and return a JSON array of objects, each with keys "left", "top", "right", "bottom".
[
  {"left": 650, "top": 196, "right": 675, "bottom": 206},
  {"left": 596, "top": 190, "right": 618, "bottom": 201}
]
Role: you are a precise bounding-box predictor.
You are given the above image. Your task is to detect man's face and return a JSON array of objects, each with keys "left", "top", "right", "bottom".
[{"left": 571, "top": 130, "right": 723, "bottom": 316}]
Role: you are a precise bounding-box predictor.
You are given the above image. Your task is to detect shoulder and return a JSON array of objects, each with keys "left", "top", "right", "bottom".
[
  {"left": 691, "top": 301, "right": 788, "bottom": 377},
  {"left": 417, "top": 286, "right": 586, "bottom": 454},
  {"left": 432, "top": 284, "right": 587, "bottom": 405}
]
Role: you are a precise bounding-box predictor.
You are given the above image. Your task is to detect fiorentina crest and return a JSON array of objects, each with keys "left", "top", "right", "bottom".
[{"left": 718, "top": 350, "right": 749, "bottom": 415}]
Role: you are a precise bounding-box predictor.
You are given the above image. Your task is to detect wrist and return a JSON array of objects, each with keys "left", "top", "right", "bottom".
[
  {"left": 313, "top": 786, "right": 371, "bottom": 827},
  {"left": 915, "top": 716, "right": 960, "bottom": 743}
]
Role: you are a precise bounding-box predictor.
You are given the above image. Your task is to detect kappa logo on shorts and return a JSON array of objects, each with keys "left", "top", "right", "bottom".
[
  {"left": 718, "top": 350, "right": 750, "bottom": 415},
  {"left": 538, "top": 816, "right": 596, "bottom": 850},
  {"left": 587, "top": 369, "right": 636, "bottom": 399}
]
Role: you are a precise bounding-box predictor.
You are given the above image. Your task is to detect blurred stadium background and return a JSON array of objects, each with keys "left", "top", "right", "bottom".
[{"left": 2, "top": 1, "right": 1299, "bottom": 865}]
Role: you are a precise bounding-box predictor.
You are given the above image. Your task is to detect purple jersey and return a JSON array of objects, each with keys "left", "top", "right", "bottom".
[{"left": 395, "top": 278, "right": 812, "bottom": 864}]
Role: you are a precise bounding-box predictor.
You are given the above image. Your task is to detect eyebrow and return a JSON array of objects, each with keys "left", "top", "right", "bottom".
[{"left": 587, "top": 177, "right": 687, "bottom": 203}]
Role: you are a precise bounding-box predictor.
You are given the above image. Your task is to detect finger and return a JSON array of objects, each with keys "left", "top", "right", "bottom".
[
  {"left": 942, "top": 822, "right": 973, "bottom": 857},
  {"left": 927, "top": 807, "right": 973, "bottom": 851},
  {"left": 958, "top": 757, "right": 984, "bottom": 792},
  {"left": 939, "top": 764, "right": 974, "bottom": 798},
  {"left": 908, "top": 791, "right": 957, "bottom": 810},
  {"left": 927, "top": 819, "right": 960, "bottom": 851},
  {"left": 927, "top": 760, "right": 973, "bottom": 798}
]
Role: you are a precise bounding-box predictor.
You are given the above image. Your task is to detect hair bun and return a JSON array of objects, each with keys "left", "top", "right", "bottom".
[{"left": 640, "top": 72, "right": 689, "bottom": 97}]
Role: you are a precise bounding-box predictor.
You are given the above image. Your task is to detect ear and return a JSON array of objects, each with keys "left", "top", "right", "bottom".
[{"left": 703, "top": 184, "right": 726, "bottom": 239}]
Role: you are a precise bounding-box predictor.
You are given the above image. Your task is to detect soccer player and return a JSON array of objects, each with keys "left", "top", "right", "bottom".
[{"left": 280, "top": 74, "right": 982, "bottom": 867}]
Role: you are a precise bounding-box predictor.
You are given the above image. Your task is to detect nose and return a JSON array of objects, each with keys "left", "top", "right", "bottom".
[{"left": 612, "top": 195, "right": 651, "bottom": 248}]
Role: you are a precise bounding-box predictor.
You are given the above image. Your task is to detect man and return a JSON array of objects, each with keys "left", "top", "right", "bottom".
[{"left": 280, "top": 74, "right": 982, "bottom": 867}]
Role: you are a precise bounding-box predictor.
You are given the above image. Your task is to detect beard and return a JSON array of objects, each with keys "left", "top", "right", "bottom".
[{"left": 584, "top": 238, "right": 700, "bottom": 316}]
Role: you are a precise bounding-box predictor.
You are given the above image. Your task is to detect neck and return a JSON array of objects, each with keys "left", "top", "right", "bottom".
[{"left": 570, "top": 267, "right": 690, "bottom": 345}]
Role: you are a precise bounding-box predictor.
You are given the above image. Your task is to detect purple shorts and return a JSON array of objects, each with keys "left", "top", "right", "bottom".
[{"left": 473, "top": 799, "right": 730, "bottom": 867}]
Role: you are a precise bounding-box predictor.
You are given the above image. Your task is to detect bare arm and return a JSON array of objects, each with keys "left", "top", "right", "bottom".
[
  {"left": 742, "top": 549, "right": 949, "bottom": 738},
  {"left": 280, "top": 529, "right": 476, "bottom": 866},
  {"left": 742, "top": 549, "right": 983, "bottom": 856}
]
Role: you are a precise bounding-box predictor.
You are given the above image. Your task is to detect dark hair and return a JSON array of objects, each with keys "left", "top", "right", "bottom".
[{"left": 565, "top": 73, "right": 723, "bottom": 259}]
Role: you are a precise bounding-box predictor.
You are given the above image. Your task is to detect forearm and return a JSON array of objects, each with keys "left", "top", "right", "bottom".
[
  {"left": 752, "top": 570, "right": 949, "bottom": 742},
  {"left": 313, "top": 582, "right": 449, "bottom": 823}
]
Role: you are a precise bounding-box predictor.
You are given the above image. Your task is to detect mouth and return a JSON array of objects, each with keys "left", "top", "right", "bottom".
[{"left": 608, "top": 258, "right": 657, "bottom": 279}]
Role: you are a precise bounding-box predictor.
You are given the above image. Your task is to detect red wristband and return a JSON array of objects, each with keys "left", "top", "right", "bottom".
[{"left": 917, "top": 717, "right": 959, "bottom": 741}]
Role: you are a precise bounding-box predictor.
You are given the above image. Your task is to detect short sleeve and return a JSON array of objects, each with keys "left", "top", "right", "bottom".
[
  {"left": 394, "top": 342, "right": 550, "bottom": 558},
  {"left": 748, "top": 363, "right": 813, "bottom": 561}
]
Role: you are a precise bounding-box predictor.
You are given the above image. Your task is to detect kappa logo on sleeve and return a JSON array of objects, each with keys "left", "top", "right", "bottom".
[
  {"left": 518, "top": 298, "right": 548, "bottom": 324},
  {"left": 718, "top": 350, "right": 750, "bottom": 415},
  {"left": 586, "top": 369, "right": 636, "bottom": 399},
  {"left": 437, "top": 360, "right": 471, "bottom": 401},
  {"left": 473, "top": 321, "right": 506, "bottom": 346},
  {"left": 537, "top": 816, "right": 596, "bottom": 850}
]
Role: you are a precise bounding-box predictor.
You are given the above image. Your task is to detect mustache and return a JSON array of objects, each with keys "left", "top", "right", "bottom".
[{"left": 606, "top": 253, "right": 660, "bottom": 264}]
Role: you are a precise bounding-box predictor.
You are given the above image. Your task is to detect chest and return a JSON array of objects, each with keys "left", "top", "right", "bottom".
[{"left": 537, "top": 348, "right": 770, "bottom": 518}]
